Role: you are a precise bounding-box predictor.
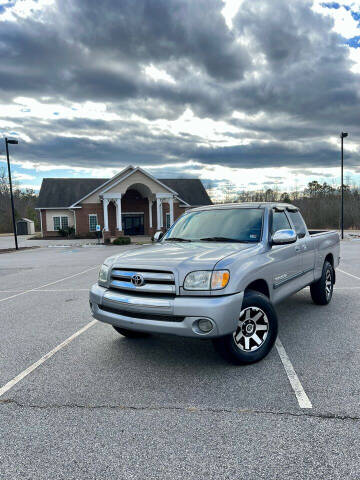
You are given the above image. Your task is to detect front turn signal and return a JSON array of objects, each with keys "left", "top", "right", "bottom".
[{"left": 211, "top": 270, "right": 230, "bottom": 290}]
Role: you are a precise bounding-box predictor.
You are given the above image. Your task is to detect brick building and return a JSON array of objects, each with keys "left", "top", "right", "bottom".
[{"left": 36, "top": 165, "right": 212, "bottom": 238}]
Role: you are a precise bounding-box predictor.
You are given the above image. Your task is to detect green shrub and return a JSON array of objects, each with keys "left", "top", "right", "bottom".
[
  {"left": 113, "top": 236, "right": 131, "bottom": 245},
  {"left": 58, "top": 226, "right": 75, "bottom": 238}
]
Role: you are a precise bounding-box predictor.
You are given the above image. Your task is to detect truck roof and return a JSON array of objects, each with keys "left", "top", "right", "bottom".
[{"left": 189, "top": 202, "right": 298, "bottom": 212}]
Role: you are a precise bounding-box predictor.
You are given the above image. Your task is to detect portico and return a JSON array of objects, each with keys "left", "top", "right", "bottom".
[{"left": 102, "top": 191, "right": 174, "bottom": 236}]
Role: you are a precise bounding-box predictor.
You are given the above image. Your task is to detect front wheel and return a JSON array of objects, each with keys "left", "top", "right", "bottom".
[{"left": 212, "top": 290, "right": 278, "bottom": 365}]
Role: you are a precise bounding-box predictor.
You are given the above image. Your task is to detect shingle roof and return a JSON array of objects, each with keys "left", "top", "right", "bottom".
[
  {"left": 37, "top": 178, "right": 107, "bottom": 208},
  {"left": 37, "top": 177, "right": 212, "bottom": 208},
  {"left": 161, "top": 178, "right": 212, "bottom": 206}
]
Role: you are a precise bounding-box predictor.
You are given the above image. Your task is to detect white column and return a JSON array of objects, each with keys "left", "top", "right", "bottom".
[
  {"left": 115, "top": 196, "right": 122, "bottom": 231},
  {"left": 103, "top": 199, "right": 109, "bottom": 231},
  {"left": 156, "top": 197, "right": 161, "bottom": 230},
  {"left": 148, "top": 198, "right": 153, "bottom": 229},
  {"left": 169, "top": 197, "right": 174, "bottom": 226}
]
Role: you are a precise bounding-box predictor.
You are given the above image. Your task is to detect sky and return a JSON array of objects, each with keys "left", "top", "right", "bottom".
[{"left": 0, "top": 0, "right": 360, "bottom": 200}]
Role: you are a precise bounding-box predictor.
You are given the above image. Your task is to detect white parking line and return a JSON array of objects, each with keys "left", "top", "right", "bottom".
[
  {"left": 0, "top": 320, "right": 97, "bottom": 398},
  {"left": 275, "top": 337, "right": 312, "bottom": 409},
  {"left": 0, "top": 289, "right": 89, "bottom": 293},
  {"left": 334, "top": 287, "right": 360, "bottom": 290},
  {"left": 337, "top": 268, "right": 360, "bottom": 281},
  {"left": 0, "top": 265, "right": 99, "bottom": 303}
]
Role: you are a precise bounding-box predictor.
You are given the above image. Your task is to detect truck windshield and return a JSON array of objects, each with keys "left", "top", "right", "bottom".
[{"left": 164, "top": 208, "right": 264, "bottom": 243}]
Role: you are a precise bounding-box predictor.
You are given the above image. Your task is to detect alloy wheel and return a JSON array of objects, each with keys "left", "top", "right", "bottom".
[
  {"left": 325, "top": 269, "right": 333, "bottom": 298},
  {"left": 233, "top": 306, "right": 269, "bottom": 352}
]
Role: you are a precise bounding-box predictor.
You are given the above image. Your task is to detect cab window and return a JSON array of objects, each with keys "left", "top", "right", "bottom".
[
  {"left": 287, "top": 211, "right": 307, "bottom": 238},
  {"left": 272, "top": 211, "right": 291, "bottom": 234}
]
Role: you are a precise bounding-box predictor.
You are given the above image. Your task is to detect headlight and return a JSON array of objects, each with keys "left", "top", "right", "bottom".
[
  {"left": 183, "top": 270, "right": 230, "bottom": 291},
  {"left": 98, "top": 264, "right": 110, "bottom": 286}
]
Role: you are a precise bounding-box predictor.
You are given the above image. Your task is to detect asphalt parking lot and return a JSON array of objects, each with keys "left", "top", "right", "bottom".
[{"left": 1, "top": 241, "right": 360, "bottom": 479}]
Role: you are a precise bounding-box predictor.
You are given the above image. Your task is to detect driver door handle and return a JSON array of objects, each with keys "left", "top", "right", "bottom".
[{"left": 295, "top": 245, "right": 301, "bottom": 252}]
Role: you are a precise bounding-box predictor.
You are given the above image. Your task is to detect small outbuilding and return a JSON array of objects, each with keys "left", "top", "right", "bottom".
[{"left": 16, "top": 218, "right": 35, "bottom": 235}]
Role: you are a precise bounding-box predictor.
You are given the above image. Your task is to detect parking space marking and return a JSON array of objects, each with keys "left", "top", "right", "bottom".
[
  {"left": 275, "top": 337, "right": 312, "bottom": 409},
  {"left": 334, "top": 287, "right": 360, "bottom": 290},
  {"left": 0, "top": 289, "right": 89, "bottom": 293},
  {"left": 0, "top": 320, "right": 97, "bottom": 398},
  {"left": 0, "top": 265, "right": 99, "bottom": 303},
  {"left": 337, "top": 268, "right": 360, "bottom": 281}
]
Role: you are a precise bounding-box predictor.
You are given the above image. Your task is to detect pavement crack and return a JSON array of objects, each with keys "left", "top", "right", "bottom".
[{"left": 1, "top": 398, "right": 360, "bottom": 422}]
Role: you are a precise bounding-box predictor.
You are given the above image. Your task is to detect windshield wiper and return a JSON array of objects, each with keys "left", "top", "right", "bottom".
[
  {"left": 165, "top": 237, "right": 192, "bottom": 242},
  {"left": 199, "top": 237, "right": 251, "bottom": 243}
]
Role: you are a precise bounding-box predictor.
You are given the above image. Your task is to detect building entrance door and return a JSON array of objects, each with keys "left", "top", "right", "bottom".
[{"left": 122, "top": 214, "right": 144, "bottom": 235}]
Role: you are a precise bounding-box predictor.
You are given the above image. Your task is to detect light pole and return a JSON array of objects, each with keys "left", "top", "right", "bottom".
[
  {"left": 5, "top": 138, "right": 19, "bottom": 250},
  {"left": 340, "top": 132, "right": 348, "bottom": 240}
]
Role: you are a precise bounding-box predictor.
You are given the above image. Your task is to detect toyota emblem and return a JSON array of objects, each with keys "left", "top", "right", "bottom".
[{"left": 131, "top": 273, "right": 145, "bottom": 287}]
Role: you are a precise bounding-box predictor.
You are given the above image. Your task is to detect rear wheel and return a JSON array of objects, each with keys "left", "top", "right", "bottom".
[
  {"left": 112, "top": 326, "right": 150, "bottom": 338},
  {"left": 212, "top": 290, "right": 278, "bottom": 365},
  {"left": 310, "top": 261, "right": 334, "bottom": 305}
]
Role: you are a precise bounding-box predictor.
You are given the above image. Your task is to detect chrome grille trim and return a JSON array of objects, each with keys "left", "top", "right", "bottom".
[
  {"left": 109, "top": 268, "right": 176, "bottom": 295},
  {"left": 111, "top": 269, "right": 174, "bottom": 282}
]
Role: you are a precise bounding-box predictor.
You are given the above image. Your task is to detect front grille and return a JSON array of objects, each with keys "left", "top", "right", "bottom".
[
  {"left": 99, "top": 305, "right": 184, "bottom": 322},
  {"left": 109, "top": 268, "right": 176, "bottom": 296}
]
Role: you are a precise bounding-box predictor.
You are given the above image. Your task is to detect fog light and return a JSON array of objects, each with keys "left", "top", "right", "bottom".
[{"left": 198, "top": 318, "right": 213, "bottom": 333}]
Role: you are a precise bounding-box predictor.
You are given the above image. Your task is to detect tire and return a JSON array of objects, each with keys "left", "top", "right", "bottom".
[
  {"left": 212, "top": 290, "right": 278, "bottom": 365},
  {"left": 310, "top": 261, "right": 334, "bottom": 305},
  {"left": 112, "top": 326, "right": 150, "bottom": 338}
]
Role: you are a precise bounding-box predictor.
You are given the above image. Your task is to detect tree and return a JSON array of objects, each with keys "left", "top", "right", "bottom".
[{"left": 0, "top": 168, "right": 40, "bottom": 233}]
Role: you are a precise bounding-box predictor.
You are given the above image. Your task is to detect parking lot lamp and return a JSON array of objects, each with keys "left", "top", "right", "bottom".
[
  {"left": 340, "top": 132, "right": 348, "bottom": 240},
  {"left": 5, "top": 138, "right": 19, "bottom": 250}
]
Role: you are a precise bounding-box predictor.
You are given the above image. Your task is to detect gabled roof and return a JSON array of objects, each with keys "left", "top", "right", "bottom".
[
  {"left": 70, "top": 165, "right": 135, "bottom": 206},
  {"left": 37, "top": 174, "right": 212, "bottom": 209},
  {"left": 98, "top": 166, "right": 179, "bottom": 198}
]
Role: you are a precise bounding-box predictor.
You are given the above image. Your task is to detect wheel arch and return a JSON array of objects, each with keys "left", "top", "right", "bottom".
[{"left": 245, "top": 279, "right": 270, "bottom": 298}]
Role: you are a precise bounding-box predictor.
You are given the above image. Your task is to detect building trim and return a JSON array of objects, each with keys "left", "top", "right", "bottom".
[
  {"left": 69, "top": 165, "right": 135, "bottom": 207},
  {"left": 100, "top": 166, "right": 179, "bottom": 197}
]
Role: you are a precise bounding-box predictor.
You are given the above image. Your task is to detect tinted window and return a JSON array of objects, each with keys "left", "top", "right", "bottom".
[
  {"left": 287, "top": 211, "right": 307, "bottom": 237},
  {"left": 165, "top": 208, "right": 264, "bottom": 243},
  {"left": 272, "top": 211, "right": 291, "bottom": 234}
]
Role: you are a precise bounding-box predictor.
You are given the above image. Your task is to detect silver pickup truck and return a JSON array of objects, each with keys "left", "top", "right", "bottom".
[{"left": 90, "top": 203, "right": 340, "bottom": 364}]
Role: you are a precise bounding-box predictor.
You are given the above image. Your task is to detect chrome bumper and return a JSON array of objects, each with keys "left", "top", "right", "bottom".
[{"left": 89, "top": 283, "right": 244, "bottom": 338}]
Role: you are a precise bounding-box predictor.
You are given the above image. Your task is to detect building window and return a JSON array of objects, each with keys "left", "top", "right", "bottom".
[
  {"left": 53, "top": 217, "right": 61, "bottom": 231},
  {"left": 166, "top": 213, "right": 171, "bottom": 229},
  {"left": 61, "top": 216, "right": 69, "bottom": 229},
  {"left": 53, "top": 216, "right": 69, "bottom": 231},
  {"left": 89, "top": 214, "right": 98, "bottom": 232}
]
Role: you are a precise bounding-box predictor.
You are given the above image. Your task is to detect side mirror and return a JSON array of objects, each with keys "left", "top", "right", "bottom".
[
  {"left": 272, "top": 229, "right": 297, "bottom": 245},
  {"left": 153, "top": 231, "right": 164, "bottom": 242}
]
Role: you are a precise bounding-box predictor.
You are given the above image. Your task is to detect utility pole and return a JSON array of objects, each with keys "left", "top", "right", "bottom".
[
  {"left": 5, "top": 138, "right": 19, "bottom": 250},
  {"left": 340, "top": 132, "right": 348, "bottom": 240}
]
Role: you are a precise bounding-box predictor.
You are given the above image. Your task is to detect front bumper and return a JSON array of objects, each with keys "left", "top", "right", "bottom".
[{"left": 89, "top": 283, "right": 244, "bottom": 338}]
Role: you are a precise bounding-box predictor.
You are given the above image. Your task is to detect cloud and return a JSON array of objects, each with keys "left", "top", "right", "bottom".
[{"left": 0, "top": 0, "right": 359, "bottom": 184}]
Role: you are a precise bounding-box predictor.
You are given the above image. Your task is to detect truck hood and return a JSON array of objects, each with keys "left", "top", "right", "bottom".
[{"left": 107, "top": 241, "right": 259, "bottom": 273}]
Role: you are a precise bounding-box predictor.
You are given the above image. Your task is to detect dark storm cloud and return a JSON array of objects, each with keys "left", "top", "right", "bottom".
[
  {"left": 0, "top": 0, "right": 359, "bottom": 173},
  {"left": 192, "top": 141, "right": 359, "bottom": 169}
]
